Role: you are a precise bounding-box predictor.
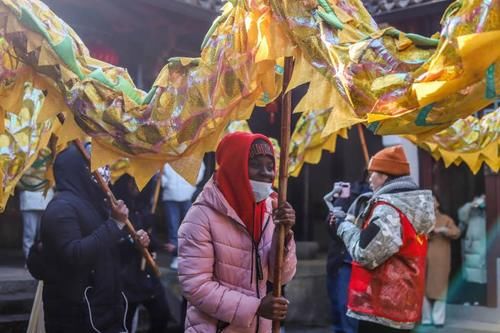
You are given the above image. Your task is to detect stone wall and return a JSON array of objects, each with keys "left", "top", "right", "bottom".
[{"left": 286, "top": 258, "right": 331, "bottom": 327}]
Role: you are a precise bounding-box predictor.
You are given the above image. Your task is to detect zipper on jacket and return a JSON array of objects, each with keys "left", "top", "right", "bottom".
[
  {"left": 254, "top": 213, "right": 272, "bottom": 333},
  {"left": 197, "top": 201, "right": 274, "bottom": 333},
  {"left": 251, "top": 215, "right": 271, "bottom": 282},
  {"left": 255, "top": 252, "right": 263, "bottom": 281},
  {"left": 228, "top": 211, "right": 272, "bottom": 333}
]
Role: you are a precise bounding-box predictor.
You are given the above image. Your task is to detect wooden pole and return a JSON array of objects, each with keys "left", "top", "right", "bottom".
[
  {"left": 151, "top": 172, "right": 162, "bottom": 214},
  {"left": 56, "top": 114, "right": 161, "bottom": 277},
  {"left": 141, "top": 172, "right": 162, "bottom": 271},
  {"left": 272, "top": 56, "right": 294, "bottom": 333},
  {"left": 357, "top": 124, "right": 370, "bottom": 166}
]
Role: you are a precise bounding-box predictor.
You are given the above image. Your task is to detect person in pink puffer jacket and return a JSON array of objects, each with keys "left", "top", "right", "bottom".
[{"left": 178, "top": 132, "right": 297, "bottom": 333}]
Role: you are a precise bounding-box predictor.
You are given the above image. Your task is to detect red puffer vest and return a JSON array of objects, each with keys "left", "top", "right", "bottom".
[{"left": 348, "top": 201, "right": 427, "bottom": 325}]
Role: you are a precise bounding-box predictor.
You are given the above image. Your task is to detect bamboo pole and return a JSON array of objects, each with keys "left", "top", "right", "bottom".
[
  {"left": 140, "top": 172, "right": 162, "bottom": 271},
  {"left": 151, "top": 172, "right": 162, "bottom": 214},
  {"left": 357, "top": 124, "right": 370, "bottom": 166},
  {"left": 272, "top": 56, "right": 294, "bottom": 333},
  {"left": 56, "top": 114, "right": 161, "bottom": 277}
]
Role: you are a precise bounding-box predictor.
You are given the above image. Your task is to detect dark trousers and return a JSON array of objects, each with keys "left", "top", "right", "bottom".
[
  {"left": 126, "top": 294, "right": 170, "bottom": 333},
  {"left": 327, "top": 263, "right": 358, "bottom": 333},
  {"left": 461, "top": 281, "right": 487, "bottom": 305},
  {"left": 163, "top": 200, "right": 192, "bottom": 254},
  {"left": 358, "top": 320, "right": 411, "bottom": 333}
]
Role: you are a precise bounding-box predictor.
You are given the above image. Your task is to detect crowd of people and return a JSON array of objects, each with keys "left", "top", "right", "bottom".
[
  {"left": 17, "top": 132, "right": 485, "bottom": 333},
  {"left": 24, "top": 132, "right": 297, "bottom": 333}
]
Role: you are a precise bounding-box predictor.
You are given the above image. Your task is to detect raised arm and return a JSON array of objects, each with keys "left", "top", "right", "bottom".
[
  {"left": 337, "top": 204, "right": 403, "bottom": 270},
  {"left": 42, "top": 202, "right": 123, "bottom": 268}
]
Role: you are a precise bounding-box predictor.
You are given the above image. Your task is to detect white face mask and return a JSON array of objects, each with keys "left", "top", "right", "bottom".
[{"left": 249, "top": 180, "right": 273, "bottom": 202}]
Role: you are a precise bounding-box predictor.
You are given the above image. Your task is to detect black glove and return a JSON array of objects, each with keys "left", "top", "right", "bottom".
[
  {"left": 332, "top": 208, "right": 347, "bottom": 228},
  {"left": 326, "top": 208, "right": 347, "bottom": 236}
]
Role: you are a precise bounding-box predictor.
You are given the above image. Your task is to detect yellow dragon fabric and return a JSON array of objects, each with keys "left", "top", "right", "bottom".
[{"left": 0, "top": 0, "right": 498, "bottom": 210}]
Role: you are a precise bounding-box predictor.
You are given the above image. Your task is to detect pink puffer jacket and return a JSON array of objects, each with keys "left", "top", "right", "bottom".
[{"left": 178, "top": 179, "right": 297, "bottom": 333}]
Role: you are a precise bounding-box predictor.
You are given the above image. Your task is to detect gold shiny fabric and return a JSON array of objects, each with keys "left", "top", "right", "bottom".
[
  {"left": 407, "top": 108, "right": 499, "bottom": 174},
  {"left": 0, "top": 82, "right": 54, "bottom": 210},
  {"left": 0, "top": 0, "right": 499, "bottom": 210}
]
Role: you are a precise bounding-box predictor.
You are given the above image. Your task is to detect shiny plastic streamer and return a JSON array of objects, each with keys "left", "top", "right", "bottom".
[
  {"left": 0, "top": 82, "right": 54, "bottom": 210},
  {"left": 288, "top": 109, "right": 348, "bottom": 177},
  {"left": 285, "top": 107, "right": 499, "bottom": 177},
  {"left": 407, "top": 108, "right": 499, "bottom": 174},
  {"left": 0, "top": 0, "right": 499, "bottom": 210}
]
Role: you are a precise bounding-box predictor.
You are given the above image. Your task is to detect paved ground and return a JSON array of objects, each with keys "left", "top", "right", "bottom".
[
  {"left": 286, "top": 319, "right": 500, "bottom": 333},
  {"left": 1, "top": 250, "right": 498, "bottom": 333},
  {"left": 286, "top": 327, "right": 496, "bottom": 333}
]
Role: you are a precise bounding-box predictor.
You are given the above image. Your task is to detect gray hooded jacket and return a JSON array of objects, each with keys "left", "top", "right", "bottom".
[
  {"left": 338, "top": 176, "right": 435, "bottom": 270},
  {"left": 337, "top": 176, "right": 435, "bottom": 329}
]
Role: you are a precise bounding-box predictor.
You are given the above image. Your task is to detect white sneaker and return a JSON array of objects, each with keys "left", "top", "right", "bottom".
[{"left": 170, "top": 257, "right": 179, "bottom": 270}]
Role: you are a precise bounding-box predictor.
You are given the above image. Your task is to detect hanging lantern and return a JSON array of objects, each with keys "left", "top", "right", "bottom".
[{"left": 88, "top": 42, "right": 120, "bottom": 66}]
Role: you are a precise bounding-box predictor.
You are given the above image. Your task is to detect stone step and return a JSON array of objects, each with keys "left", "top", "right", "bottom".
[
  {"left": 0, "top": 280, "right": 37, "bottom": 294},
  {"left": 159, "top": 266, "right": 183, "bottom": 326},
  {"left": 0, "top": 292, "right": 35, "bottom": 315},
  {"left": 0, "top": 267, "right": 36, "bottom": 332},
  {"left": 286, "top": 257, "right": 330, "bottom": 326},
  {"left": 0, "top": 313, "right": 29, "bottom": 333},
  {"left": 295, "top": 241, "right": 320, "bottom": 260},
  {"left": 0, "top": 266, "right": 36, "bottom": 296},
  {"left": 0, "top": 313, "right": 30, "bottom": 324},
  {"left": 447, "top": 304, "right": 500, "bottom": 324}
]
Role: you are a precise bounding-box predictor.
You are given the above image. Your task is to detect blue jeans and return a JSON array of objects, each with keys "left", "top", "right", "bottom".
[
  {"left": 327, "top": 263, "right": 358, "bottom": 333},
  {"left": 163, "top": 201, "right": 191, "bottom": 254}
]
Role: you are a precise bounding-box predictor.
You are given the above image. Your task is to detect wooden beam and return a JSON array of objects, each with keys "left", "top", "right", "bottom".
[{"left": 485, "top": 167, "right": 500, "bottom": 308}]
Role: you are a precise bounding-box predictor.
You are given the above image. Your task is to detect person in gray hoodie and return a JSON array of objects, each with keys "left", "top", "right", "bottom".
[{"left": 332, "top": 145, "right": 435, "bottom": 333}]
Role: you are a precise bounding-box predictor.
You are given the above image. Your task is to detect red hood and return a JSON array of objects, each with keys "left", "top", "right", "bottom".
[{"left": 215, "top": 132, "right": 275, "bottom": 242}]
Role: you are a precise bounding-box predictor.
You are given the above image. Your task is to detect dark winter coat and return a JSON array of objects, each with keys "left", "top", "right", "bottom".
[
  {"left": 40, "top": 145, "right": 127, "bottom": 333},
  {"left": 112, "top": 175, "right": 165, "bottom": 303}
]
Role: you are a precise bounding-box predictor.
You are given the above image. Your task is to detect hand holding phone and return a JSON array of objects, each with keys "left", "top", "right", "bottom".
[
  {"left": 323, "top": 182, "right": 351, "bottom": 212},
  {"left": 338, "top": 182, "right": 351, "bottom": 198}
]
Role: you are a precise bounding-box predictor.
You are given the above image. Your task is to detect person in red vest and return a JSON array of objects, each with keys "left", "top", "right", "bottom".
[{"left": 332, "top": 145, "right": 435, "bottom": 333}]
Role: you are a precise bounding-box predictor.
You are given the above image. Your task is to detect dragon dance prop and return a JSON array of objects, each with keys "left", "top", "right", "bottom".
[
  {"left": 0, "top": 82, "right": 57, "bottom": 209},
  {"left": 287, "top": 106, "right": 499, "bottom": 177},
  {"left": 0, "top": 0, "right": 499, "bottom": 211},
  {"left": 408, "top": 108, "right": 499, "bottom": 174},
  {"left": 289, "top": 108, "right": 349, "bottom": 177}
]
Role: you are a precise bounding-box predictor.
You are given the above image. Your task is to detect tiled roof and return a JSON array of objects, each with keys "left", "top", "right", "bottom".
[{"left": 362, "top": 0, "right": 448, "bottom": 15}]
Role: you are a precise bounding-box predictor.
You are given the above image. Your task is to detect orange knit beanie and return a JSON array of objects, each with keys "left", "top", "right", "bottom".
[{"left": 368, "top": 145, "right": 410, "bottom": 176}]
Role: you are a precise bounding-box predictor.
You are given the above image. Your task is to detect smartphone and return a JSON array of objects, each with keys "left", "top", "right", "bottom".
[
  {"left": 338, "top": 182, "right": 351, "bottom": 198},
  {"left": 323, "top": 182, "right": 351, "bottom": 212}
]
